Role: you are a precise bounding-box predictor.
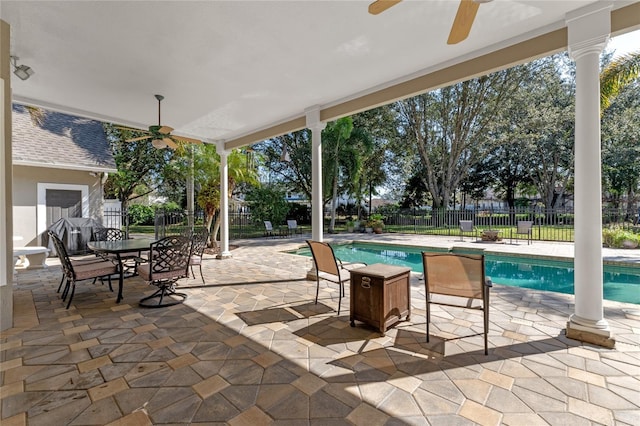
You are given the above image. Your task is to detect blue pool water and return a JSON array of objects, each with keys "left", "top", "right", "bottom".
[{"left": 292, "top": 242, "right": 640, "bottom": 304}]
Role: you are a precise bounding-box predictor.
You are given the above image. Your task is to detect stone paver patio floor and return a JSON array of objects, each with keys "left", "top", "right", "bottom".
[{"left": 1, "top": 234, "right": 639, "bottom": 425}]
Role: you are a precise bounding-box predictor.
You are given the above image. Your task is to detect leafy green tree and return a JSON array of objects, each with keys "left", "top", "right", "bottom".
[
  {"left": 601, "top": 83, "right": 640, "bottom": 215},
  {"left": 322, "top": 117, "right": 374, "bottom": 232},
  {"left": 190, "top": 144, "right": 259, "bottom": 245},
  {"left": 600, "top": 51, "right": 640, "bottom": 110},
  {"left": 351, "top": 108, "right": 393, "bottom": 217},
  {"left": 257, "top": 131, "right": 314, "bottom": 200},
  {"left": 516, "top": 55, "right": 575, "bottom": 208},
  {"left": 245, "top": 186, "right": 290, "bottom": 226},
  {"left": 103, "top": 124, "right": 173, "bottom": 211},
  {"left": 400, "top": 162, "right": 431, "bottom": 208},
  {"left": 394, "top": 68, "right": 525, "bottom": 209},
  {"left": 256, "top": 117, "right": 374, "bottom": 228}
]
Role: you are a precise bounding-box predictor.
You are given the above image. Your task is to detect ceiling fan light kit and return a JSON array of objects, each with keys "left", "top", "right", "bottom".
[
  {"left": 368, "top": 0, "right": 492, "bottom": 45},
  {"left": 151, "top": 139, "right": 167, "bottom": 149}
]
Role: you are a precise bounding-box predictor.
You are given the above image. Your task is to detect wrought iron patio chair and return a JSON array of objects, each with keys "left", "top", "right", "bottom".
[
  {"left": 422, "top": 253, "right": 492, "bottom": 355},
  {"left": 49, "top": 230, "right": 111, "bottom": 293},
  {"left": 189, "top": 227, "right": 210, "bottom": 284},
  {"left": 138, "top": 235, "right": 192, "bottom": 308},
  {"left": 48, "top": 230, "right": 120, "bottom": 309},
  {"left": 92, "top": 227, "right": 144, "bottom": 275}
]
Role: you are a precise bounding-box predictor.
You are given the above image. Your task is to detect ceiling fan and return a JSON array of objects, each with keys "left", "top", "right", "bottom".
[
  {"left": 368, "top": 0, "right": 492, "bottom": 45},
  {"left": 121, "top": 94, "right": 202, "bottom": 149}
]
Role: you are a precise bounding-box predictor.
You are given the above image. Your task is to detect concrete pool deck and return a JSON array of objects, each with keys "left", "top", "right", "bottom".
[{"left": 2, "top": 233, "right": 639, "bottom": 425}]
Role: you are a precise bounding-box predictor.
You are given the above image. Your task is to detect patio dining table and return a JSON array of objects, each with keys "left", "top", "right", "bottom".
[{"left": 87, "top": 238, "right": 154, "bottom": 303}]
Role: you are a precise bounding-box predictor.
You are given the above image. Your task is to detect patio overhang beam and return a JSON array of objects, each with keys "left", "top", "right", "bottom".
[{"left": 224, "top": 2, "right": 640, "bottom": 151}]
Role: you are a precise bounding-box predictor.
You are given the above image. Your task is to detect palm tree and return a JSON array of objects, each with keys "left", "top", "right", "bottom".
[
  {"left": 194, "top": 145, "right": 259, "bottom": 246},
  {"left": 600, "top": 51, "right": 640, "bottom": 110}
]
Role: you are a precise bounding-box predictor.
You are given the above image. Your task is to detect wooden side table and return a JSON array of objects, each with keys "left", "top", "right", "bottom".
[{"left": 349, "top": 263, "right": 411, "bottom": 335}]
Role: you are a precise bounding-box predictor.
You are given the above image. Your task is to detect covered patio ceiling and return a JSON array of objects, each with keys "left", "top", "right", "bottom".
[{"left": 1, "top": 1, "right": 639, "bottom": 151}]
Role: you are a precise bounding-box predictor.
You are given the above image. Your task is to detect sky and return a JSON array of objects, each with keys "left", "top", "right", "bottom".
[{"left": 607, "top": 30, "right": 639, "bottom": 58}]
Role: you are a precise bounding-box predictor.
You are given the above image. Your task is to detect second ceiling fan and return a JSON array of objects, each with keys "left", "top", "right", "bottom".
[
  {"left": 123, "top": 94, "right": 202, "bottom": 149},
  {"left": 368, "top": 0, "right": 492, "bottom": 45}
]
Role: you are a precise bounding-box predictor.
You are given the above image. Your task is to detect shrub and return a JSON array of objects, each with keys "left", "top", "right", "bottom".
[
  {"left": 287, "top": 203, "right": 311, "bottom": 224},
  {"left": 246, "top": 186, "right": 289, "bottom": 226},
  {"left": 128, "top": 204, "right": 155, "bottom": 225},
  {"left": 366, "top": 213, "right": 385, "bottom": 229},
  {"left": 602, "top": 227, "right": 640, "bottom": 248}
]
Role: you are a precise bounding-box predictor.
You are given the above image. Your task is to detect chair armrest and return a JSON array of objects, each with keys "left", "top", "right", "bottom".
[{"left": 338, "top": 259, "right": 367, "bottom": 271}]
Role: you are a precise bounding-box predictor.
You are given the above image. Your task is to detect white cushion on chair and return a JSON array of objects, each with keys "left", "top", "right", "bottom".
[{"left": 74, "top": 261, "right": 118, "bottom": 280}]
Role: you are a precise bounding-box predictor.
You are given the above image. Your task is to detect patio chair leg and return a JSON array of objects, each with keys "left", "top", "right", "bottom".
[
  {"left": 57, "top": 275, "right": 65, "bottom": 293},
  {"left": 66, "top": 283, "right": 76, "bottom": 309},
  {"left": 199, "top": 265, "right": 204, "bottom": 284},
  {"left": 139, "top": 281, "right": 188, "bottom": 308},
  {"left": 426, "top": 301, "right": 431, "bottom": 343},
  {"left": 61, "top": 280, "right": 71, "bottom": 301},
  {"left": 314, "top": 277, "right": 320, "bottom": 305}
]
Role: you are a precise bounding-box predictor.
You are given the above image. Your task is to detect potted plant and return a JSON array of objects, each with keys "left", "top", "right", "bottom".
[
  {"left": 367, "top": 214, "right": 385, "bottom": 234},
  {"left": 346, "top": 220, "right": 355, "bottom": 233}
]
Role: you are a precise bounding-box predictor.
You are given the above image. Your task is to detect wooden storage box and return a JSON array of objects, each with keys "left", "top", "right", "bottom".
[{"left": 349, "top": 263, "right": 411, "bottom": 335}]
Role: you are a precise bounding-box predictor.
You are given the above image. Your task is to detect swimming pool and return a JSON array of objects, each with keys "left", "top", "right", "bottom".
[{"left": 291, "top": 242, "right": 640, "bottom": 304}]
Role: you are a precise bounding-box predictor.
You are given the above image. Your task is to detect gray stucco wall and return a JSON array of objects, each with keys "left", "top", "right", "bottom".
[{"left": 12, "top": 165, "right": 106, "bottom": 247}]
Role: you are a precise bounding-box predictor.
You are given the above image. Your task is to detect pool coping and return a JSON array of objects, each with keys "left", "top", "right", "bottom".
[{"left": 289, "top": 238, "right": 640, "bottom": 270}]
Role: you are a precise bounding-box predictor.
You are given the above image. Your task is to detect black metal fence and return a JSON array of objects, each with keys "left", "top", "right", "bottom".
[
  {"left": 377, "top": 207, "right": 639, "bottom": 242},
  {"left": 103, "top": 206, "right": 638, "bottom": 243}
]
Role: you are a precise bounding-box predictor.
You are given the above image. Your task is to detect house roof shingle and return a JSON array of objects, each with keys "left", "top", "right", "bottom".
[{"left": 12, "top": 104, "right": 117, "bottom": 172}]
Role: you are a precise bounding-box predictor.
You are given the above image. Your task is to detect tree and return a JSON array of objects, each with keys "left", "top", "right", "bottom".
[
  {"left": 257, "top": 131, "right": 314, "bottom": 200},
  {"left": 245, "top": 185, "right": 290, "bottom": 227},
  {"left": 103, "top": 124, "right": 173, "bottom": 212},
  {"left": 322, "top": 117, "right": 374, "bottom": 231},
  {"left": 351, "top": 107, "right": 393, "bottom": 217},
  {"left": 394, "top": 68, "right": 525, "bottom": 209},
  {"left": 600, "top": 51, "right": 640, "bottom": 110},
  {"left": 516, "top": 55, "right": 575, "bottom": 209},
  {"left": 255, "top": 117, "right": 374, "bottom": 228},
  {"left": 601, "top": 82, "right": 640, "bottom": 215},
  {"left": 192, "top": 144, "right": 259, "bottom": 245}
]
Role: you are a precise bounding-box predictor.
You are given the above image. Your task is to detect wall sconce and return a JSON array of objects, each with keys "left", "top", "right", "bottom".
[{"left": 10, "top": 56, "right": 35, "bottom": 81}]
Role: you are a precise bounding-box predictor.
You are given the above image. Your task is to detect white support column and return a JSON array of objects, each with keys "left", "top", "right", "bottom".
[
  {"left": 306, "top": 107, "right": 326, "bottom": 242},
  {"left": 565, "top": 4, "right": 614, "bottom": 348},
  {"left": 217, "top": 144, "right": 232, "bottom": 259}
]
